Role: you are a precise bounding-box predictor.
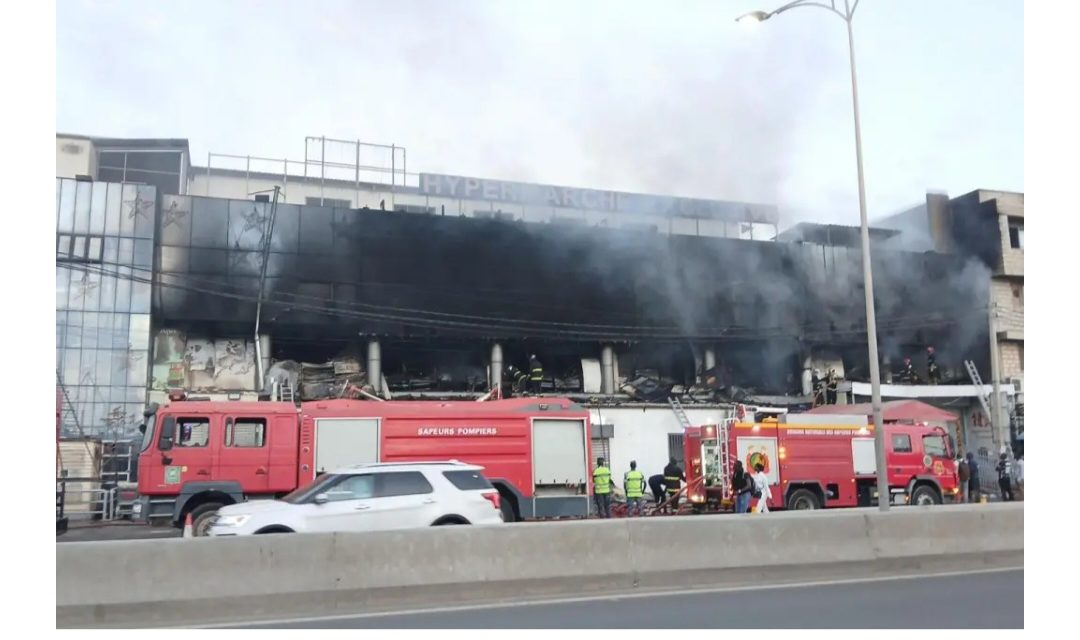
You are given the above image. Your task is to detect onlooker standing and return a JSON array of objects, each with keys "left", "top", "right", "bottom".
[
  {"left": 996, "top": 453, "right": 1014, "bottom": 502},
  {"left": 623, "top": 460, "right": 646, "bottom": 517},
  {"left": 1015, "top": 454, "right": 1024, "bottom": 500},
  {"left": 751, "top": 463, "right": 772, "bottom": 513},
  {"left": 592, "top": 457, "right": 613, "bottom": 518},
  {"left": 957, "top": 454, "right": 971, "bottom": 503},
  {"left": 966, "top": 452, "right": 981, "bottom": 502},
  {"left": 732, "top": 460, "right": 752, "bottom": 514}
]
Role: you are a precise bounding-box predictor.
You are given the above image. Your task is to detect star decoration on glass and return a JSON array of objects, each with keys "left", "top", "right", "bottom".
[
  {"left": 240, "top": 206, "right": 270, "bottom": 240},
  {"left": 125, "top": 193, "right": 155, "bottom": 221},
  {"left": 162, "top": 200, "right": 190, "bottom": 229},
  {"left": 73, "top": 272, "right": 98, "bottom": 300}
]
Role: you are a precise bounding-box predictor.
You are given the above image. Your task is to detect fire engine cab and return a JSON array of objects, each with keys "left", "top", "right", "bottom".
[
  {"left": 134, "top": 394, "right": 593, "bottom": 535},
  {"left": 684, "top": 412, "right": 959, "bottom": 510}
]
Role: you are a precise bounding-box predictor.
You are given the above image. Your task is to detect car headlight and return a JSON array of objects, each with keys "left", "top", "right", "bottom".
[{"left": 213, "top": 515, "right": 250, "bottom": 527}]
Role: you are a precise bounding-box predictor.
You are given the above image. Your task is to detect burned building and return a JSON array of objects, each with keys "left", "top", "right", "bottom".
[{"left": 55, "top": 134, "right": 1011, "bottom": 474}]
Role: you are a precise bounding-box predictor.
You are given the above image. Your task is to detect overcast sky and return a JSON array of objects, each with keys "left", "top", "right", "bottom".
[{"left": 57, "top": 0, "right": 1022, "bottom": 227}]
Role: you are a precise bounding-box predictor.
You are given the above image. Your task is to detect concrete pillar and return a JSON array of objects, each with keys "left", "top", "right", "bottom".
[
  {"left": 258, "top": 334, "right": 272, "bottom": 380},
  {"left": 801, "top": 354, "right": 813, "bottom": 396},
  {"left": 601, "top": 344, "right": 616, "bottom": 394},
  {"left": 367, "top": 340, "right": 382, "bottom": 395},
  {"left": 490, "top": 343, "right": 503, "bottom": 391},
  {"left": 704, "top": 347, "right": 716, "bottom": 372}
]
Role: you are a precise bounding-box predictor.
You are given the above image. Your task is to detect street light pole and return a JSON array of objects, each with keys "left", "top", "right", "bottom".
[{"left": 737, "top": 0, "right": 889, "bottom": 510}]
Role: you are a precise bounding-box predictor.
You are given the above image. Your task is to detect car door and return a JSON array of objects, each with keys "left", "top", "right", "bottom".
[
  {"left": 371, "top": 471, "right": 440, "bottom": 530},
  {"left": 303, "top": 474, "right": 378, "bottom": 533},
  {"left": 218, "top": 416, "right": 271, "bottom": 494},
  {"left": 888, "top": 430, "right": 922, "bottom": 488},
  {"left": 152, "top": 414, "right": 216, "bottom": 491}
]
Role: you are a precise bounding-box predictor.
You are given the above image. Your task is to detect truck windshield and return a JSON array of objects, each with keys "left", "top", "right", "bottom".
[
  {"left": 923, "top": 434, "right": 949, "bottom": 458},
  {"left": 280, "top": 474, "right": 341, "bottom": 504},
  {"left": 139, "top": 414, "right": 156, "bottom": 453}
]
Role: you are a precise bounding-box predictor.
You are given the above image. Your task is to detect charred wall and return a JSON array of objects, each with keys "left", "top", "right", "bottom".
[{"left": 152, "top": 194, "right": 990, "bottom": 387}]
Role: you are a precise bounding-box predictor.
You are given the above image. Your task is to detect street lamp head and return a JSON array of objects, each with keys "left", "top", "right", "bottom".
[{"left": 736, "top": 10, "right": 771, "bottom": 23}]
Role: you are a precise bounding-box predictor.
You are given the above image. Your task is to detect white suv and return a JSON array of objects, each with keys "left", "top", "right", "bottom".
[{"left": 207, "top": 462, "right": 504, "bottom": 536}]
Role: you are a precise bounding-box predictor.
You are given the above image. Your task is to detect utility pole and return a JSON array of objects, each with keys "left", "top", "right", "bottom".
[{"left": 988, "top": 302, "right": 1006, "bottom": 454}]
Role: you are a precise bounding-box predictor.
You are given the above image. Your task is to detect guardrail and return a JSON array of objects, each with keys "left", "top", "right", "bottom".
[{"left": 57, "top": 503, "right": 1023, "bottom": 628}]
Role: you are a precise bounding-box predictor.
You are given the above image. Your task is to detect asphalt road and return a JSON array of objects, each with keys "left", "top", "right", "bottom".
[
  {"left": 58, "top": 522, "right": 180, "bottom": 543},
  {"left": 233, "top": 568, "right": 1023, "bottom": 629}
]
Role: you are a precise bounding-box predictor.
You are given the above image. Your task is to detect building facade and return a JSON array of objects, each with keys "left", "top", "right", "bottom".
[{"left": 55, "top": 133, "right": 1018, "bottom": 474}]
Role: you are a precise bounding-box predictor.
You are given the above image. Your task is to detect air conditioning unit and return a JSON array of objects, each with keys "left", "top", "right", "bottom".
[{"left": 1006, "top": 377, "right": 1024, "bottom": 394}]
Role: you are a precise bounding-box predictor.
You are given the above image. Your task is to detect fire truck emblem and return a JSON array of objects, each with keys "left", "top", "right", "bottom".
[
  {"left": 746, "top": 446, "right": 771, "bottom": 473},
  {"left": 923, "top": 454, "right": 933, "bottom": 468},
  {"left": 933, "top": 460, "right": 945, "bottom": 475}
]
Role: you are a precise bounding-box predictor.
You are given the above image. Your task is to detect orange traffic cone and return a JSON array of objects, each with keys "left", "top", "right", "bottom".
[{"left": 182, "top": 513, "right": 194, "bottom": 538}]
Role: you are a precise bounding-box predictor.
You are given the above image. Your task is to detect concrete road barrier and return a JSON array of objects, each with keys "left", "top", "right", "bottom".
[{"left": 56, "top": 503, "right": 1023, "bottom": 628}]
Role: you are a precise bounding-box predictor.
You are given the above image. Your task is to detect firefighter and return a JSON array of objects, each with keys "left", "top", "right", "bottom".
[
  {"left": 592, "top": 457, "right": 613, "bottom": 518},
  {"left": 648, "top": 473, "right": 666, "bottom": 505},
  {"left": 504, "top": 365, "right": 528, "bottom": 396},
  {"left": 926, "top": 346, "right": 941, "bottom": 384},
  {"left": 624, "top": 461, "right": 646, "bottom": 517},
  {"left": 527, "top": 354, "right": 544, "bottom": 395},
  {"left": 826, "top": 370, "right": 839, "bottom": 405},
  {"left": 898, "top": 357, "right": 918, "bottom": 384},
  {"left": 811, "top": 369, "right": 824, "bottom": 407},
  {"left": 663, "top": 457, "right": 685, "bottom": 512}
]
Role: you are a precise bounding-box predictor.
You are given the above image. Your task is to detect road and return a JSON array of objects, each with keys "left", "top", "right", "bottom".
[
  {"left": 58, "top": 523, "right": 179, "bottom": 543},
  {"left": 229, "top": 568, "right": 1022, "bottom": 629}
]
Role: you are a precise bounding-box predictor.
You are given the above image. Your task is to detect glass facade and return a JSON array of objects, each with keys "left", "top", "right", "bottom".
[{"left": 56, "top": 178, "right": 155, "bottom": 439}]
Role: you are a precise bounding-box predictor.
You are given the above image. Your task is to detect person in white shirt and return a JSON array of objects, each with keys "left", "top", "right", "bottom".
[{"left": 752, "top": 463, "right": 772, "bottom": 513}]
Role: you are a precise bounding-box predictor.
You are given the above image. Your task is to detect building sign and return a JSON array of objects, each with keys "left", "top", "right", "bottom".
[
  {"left": 419, "top": 173, "right": 779, "bottom": 224},
  {"left": 416, "top": 426, "right": 499, "bottom": 436}
]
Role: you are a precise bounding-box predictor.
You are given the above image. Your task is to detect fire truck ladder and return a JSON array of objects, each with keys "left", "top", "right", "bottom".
[
  {"left": 963, "top": 360, "right": 993, "bottom": 418},
  {"left": 279, "top": 377, "right": 295, "bottom": 404},
  {"left": 668, "top": 396, "right": 693, "bottom": 431}
]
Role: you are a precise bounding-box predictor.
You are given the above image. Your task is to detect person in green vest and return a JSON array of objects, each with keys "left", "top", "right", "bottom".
[
  {"left": 592, "top": 457, "right": 613, "bottom": 518},
  {"left": 624, "top": 460, "right": 646, "bottom": 517}
]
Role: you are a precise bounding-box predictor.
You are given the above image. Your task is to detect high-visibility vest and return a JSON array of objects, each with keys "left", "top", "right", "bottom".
[
  {"left": 593, "top": 466, "right": 612, "bottom": 494},
  {"left": 529, "top": 366, "right": 543, "bottom": 382},
  {"left": 624, "top": 470, "right": 645, "bottom": 498}
]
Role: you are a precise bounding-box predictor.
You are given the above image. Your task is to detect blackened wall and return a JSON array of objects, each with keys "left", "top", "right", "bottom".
[{"left": 153, "top": 195, "right": 990, "bottom": 364}]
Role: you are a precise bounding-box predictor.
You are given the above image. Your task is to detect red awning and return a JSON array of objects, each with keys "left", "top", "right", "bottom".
[{"left": 803, "top": 399, "right": 958, "bottom": 423}]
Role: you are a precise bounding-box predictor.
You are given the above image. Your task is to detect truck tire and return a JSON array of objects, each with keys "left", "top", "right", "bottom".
[
  {"left": 189, "top": 503, "right": 224, "bottom": 537},
  {"left": 500, "top": 499, "right": 517, "bottom": 523},
  {"left": 787, "top": 488, "right": 821, "bottom": 510},
  {"left": 910, "top": 484, "right": 941, "bottom": 506}
]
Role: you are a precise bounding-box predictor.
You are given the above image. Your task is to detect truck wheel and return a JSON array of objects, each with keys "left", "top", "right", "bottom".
[
  {"left": 910, "top": 485, "right": 941, "bottom": 506},
  {"left": 189, "top": 503, "right": 224, "bottom": 537},
  {"left": 787, "top": 489, "right": 821, "bottom": 510},
  {"left": 500, "top": 499, "right": 517, "bottom": 523}
]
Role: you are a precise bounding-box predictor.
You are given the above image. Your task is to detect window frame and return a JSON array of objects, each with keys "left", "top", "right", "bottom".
[
  {"left": 174, "top": 416, "right": 210, "bottom": 448},
  {"left": 224, "top": 417, "right": 267, "bottom": 448},
  {"left": 922, "top": 434, "right": 948, "bottom": 458},
  {"left": 374, "top": 471, "right": 435, "bottom": 498}
]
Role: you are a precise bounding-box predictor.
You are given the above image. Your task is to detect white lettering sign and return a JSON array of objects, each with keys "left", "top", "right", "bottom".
[{"left": 416, "top": 426, "right": 499, "bottom": 436}]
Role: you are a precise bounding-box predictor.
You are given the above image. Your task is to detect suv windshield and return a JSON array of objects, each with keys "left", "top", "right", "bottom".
[{"left": 280, "top": 474, "right": 341, "bottom": 504}]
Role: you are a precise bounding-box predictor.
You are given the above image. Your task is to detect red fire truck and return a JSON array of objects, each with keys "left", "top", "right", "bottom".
[
  {"left": 683, "top": 414, "right": 959, "bottom": 510},
  {"left": 133, "top": 395, "right": 593, "bottom": 534}
]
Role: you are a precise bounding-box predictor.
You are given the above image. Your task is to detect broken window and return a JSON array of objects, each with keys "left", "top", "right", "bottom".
[{"left": 1008, "top": 221, "right": 1023, "bottom": 249}]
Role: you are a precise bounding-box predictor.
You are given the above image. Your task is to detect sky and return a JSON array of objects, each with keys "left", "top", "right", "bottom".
[{"left": 56, "top": 0, "right": 1023, "bottom": 227}]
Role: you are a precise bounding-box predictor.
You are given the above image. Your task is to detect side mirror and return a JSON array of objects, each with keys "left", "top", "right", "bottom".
[
  {"left": 158, "top": 416, "right": 175, "bottom": 451},
  {"left": 314, "top": 493, "right": 329, "bottom": 505},
  {"left": 138, "top": 424, "right": 146, "bottom": 435}
]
